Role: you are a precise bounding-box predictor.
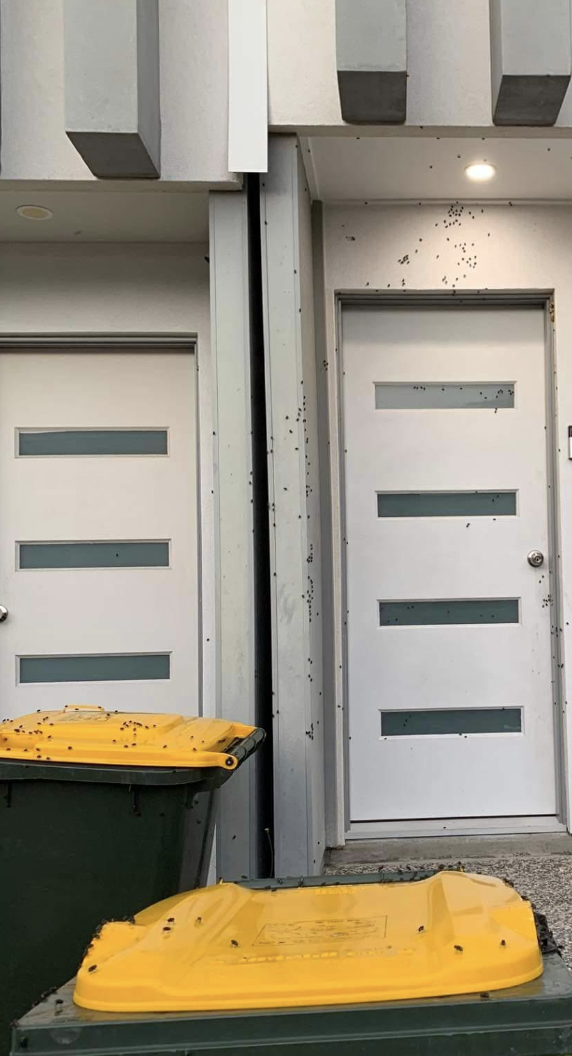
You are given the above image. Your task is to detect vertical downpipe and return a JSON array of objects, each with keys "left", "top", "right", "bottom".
[{"left": 247, "top": 174, "right": 274, "bottom": 875}]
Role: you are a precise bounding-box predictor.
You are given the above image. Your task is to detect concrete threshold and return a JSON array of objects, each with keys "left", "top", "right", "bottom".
[{"left": 326, "top": 832, "right": 572, "bottom": 867}]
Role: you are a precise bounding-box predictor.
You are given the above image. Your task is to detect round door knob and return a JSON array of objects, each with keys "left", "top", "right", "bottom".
[
  {"left": 527, "top": 550, "right": 544, "bottom": 568},
  {"left": 0, "top": 605, "right": 8, "bottom": 623}
]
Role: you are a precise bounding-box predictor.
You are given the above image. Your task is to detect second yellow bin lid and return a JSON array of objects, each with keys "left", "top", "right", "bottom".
[
  {"left": 74, "top": 871, "right": 543, "bottom": 1013},
  {"left": 0, "top": 705, "right": 258, "bottom": 769}
]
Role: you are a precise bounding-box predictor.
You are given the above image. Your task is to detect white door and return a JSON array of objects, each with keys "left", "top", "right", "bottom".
[
  {"left": 343, "top": 306, "right": 557, "bottom": 825},
  {"left": 0, "top": 351, "right": 198, "bottom": 718}
]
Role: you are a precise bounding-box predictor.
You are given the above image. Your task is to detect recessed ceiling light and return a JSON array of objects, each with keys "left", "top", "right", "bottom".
[
  {"left": 16, "top": 205, "right": 53, "bottom": 221},
  {"left": 465, "top": 163, "right": 496, "bottom": 182}
]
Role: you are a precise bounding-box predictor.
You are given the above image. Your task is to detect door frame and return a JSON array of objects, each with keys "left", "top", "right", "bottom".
[
  {"left": 326, "top": 291, "right": 566, "bottom": 843},
  {"left": 0, "top": 331, "right": 205, "bottom": 711}
]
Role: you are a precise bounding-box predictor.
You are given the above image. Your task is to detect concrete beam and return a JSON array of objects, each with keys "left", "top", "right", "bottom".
[
  {"left": 336, "top": 0, "right": 406, "bottom": 124},
  {"left": 490, "top": 0, "right": 572, "bottom": 126},
  {"left": 260, "top": 138, "right": 326, "bottom": 876},
  {"left": 64, "top": 0, "right": 160, "bottom": 178}
]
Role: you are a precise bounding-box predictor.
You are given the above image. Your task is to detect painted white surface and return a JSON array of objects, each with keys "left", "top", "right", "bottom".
[
  {"left": 343, "top": 305, "right": 556, "bottom": 821},
  {"left": 321, "top": 203, "right": 572, "bottom": 839},
  {"left": 0, "top": 244, "right": 216, "bottom": 719},
  {"left": 0, "top": 0, "right": 238, "bottom": 185},
  {"left": 307, "top": 137, "right": 572, "bottom": 203},
  {"left": 261, "top": 137, "right": 325, "bottom": 875},
  {"left": 0, "top": 352, "right": 197, "bottom": 717},
  {"left": 228, "top": 0, "right": 268, "bottom": 173}
]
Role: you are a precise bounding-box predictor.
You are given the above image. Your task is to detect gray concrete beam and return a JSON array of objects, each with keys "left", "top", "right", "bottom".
[
  {"left": 490, "top": 0, "right": 572, "bottom": 126},
  {"left": 336, "top": 0, "right": 407, "bottom": 124},
  {"left": 260, "top": 138, "right": 326, "bottom": 877},
  {"left": 64, "top": 0, "right": 160, "bottom": 178}
]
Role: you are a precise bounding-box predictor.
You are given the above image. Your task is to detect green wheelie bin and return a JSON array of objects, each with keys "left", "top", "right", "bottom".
[
  {"left": 0, "top": 705, "right": 264, "bottom": 1056},
  {"left": 11, "top": 869, "right": 572, "bottom": 1056}
]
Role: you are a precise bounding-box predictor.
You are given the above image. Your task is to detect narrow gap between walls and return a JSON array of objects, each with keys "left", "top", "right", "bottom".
[{"left": 247, "top": 173, "right": 275, "bottom": 877}]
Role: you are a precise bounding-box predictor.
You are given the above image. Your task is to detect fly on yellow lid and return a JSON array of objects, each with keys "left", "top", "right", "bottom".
[
  {"left": 74, "top": 871, "right": 543, "bottom": 1013},
  {"left": 0, "top": 705, "right": 260, "bottom": 770}
]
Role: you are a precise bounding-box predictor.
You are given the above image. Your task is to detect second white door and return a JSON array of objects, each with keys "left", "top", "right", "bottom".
[{"left": 343, "top": 305, "right": 557, "bottom": 825}]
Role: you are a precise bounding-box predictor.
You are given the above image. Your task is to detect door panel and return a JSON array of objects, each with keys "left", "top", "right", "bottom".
[
  {"left": 0, "top": 351, "right": 198, "bottom": 717},
  {"left": 343, "top": 306, "right": 557, "bottom": 823}
]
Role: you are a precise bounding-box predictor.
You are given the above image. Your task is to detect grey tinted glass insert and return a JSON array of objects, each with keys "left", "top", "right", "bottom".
[
  {"left": 377, "top": 492, "right": 517, "bottom": 518},
  {"left": 381, "top": 708, "right": 522, "bottom": 736},
  {"left": 374, "top": 383, "right": 515, "bottom": 409},
  {"left": 18, "top": 430, "right": 168, "bottom": 456},
  {"left": 19, "top": 654, "right": 170, "bottom": 684},
  {"left": 18, "top": 541, "right": 170, "bottom": 569},
  {"left": 379, "top": 599, "right": 519, "bottom": 626}
]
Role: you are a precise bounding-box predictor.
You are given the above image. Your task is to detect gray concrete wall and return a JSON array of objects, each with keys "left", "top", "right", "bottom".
[
  {"left": 336, "top": 0, "right": 406, "bottom": 123},
  {"left": 297, "top": 146, "right": 326, "bottom": 872},
  {"left": 490, "top": 0, "right": 571, "bottom": 126},
  {"left": 64, "top": 0, "right": 161, "bottom": 177},
  {"left": 261, "top": 137, "right": 326, "bottom": 876},
  {"left": 137, "top": 0, "right": 161, "bottom": 168}
]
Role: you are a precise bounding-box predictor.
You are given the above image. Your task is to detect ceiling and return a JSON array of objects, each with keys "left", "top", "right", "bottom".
[
  {"left": 306, "top": 136, "right": 572, "bottom": 202},
  {"left": 5, "top": 136, "right": 572, "bottom": 244},
  {"left": 0, "top": 189, "right": 209, "bottom": 242}
]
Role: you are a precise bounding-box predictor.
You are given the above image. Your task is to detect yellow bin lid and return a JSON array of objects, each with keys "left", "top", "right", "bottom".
[
  {"left": 0, "top": 705, "right": 257, "bottom": 769},
  {"left": 74, "top": 871, "right": 543, "bottom": 1013}
]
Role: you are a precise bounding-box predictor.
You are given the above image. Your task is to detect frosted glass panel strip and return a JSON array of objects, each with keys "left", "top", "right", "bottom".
[
  {"left": 374, "top": 383, "right": 515, "bottom": 409},
  {"left": 19, "top": 654, "right": 170, "bottom": 683},
  {"left": 377, "top": 491, "right": 517, "bottom": 518},
  {"left": 381, "top": 708, "right": 522, "bottom": 736},
  {"left": 18, "top": 429, "right": 168, "bottom": 456},
  {"left": 379, "top": 599, "right": 519, "bottom": 626},
  {"left": 19, "top": 541, "right": 170, "bottom": 569}
]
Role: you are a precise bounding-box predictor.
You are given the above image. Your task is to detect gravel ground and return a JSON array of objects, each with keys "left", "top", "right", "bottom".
[{"left": 324, "top": 856, "right": 572, "bottom": 965}]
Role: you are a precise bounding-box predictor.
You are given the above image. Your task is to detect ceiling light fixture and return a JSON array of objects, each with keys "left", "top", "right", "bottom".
[
  {"left": 465, "top": 162, "right": 496, "bottom": 182},
  {"left": 16, "top": 205, "right": 54, "bottom": 221}
]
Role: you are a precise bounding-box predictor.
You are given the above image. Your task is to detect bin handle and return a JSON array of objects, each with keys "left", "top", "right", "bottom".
[
  {"left": 63, "top": 705, "right": 106, "bottom": 713},
  {"left": 226, "top": 727, "right": 265, "bottom": 769}
]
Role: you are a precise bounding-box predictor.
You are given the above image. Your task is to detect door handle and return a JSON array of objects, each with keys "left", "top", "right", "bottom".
[
  {"left": 527, "top": 550, "right": 544, "bottom": 568},
  {"left": 0, "top": 606, "right": 8, "bottom": 623}
]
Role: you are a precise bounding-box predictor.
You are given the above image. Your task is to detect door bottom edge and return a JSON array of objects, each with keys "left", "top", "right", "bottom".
[{"left": 347, "top": 816, "right": 565, "bottom": 840}]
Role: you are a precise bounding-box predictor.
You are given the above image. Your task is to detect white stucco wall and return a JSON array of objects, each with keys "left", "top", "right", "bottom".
[
  {"left": 0, "top": 0, "right": 238, "bottom": 185},
  {"left": 321, "top": 202, "right": 572, "bottom": 835},
  {"left": 0, "top": 243, "right": 216, "bottom": 717},
  {"left": 268, "top": 0, "right": 572, "bottom": 131}
]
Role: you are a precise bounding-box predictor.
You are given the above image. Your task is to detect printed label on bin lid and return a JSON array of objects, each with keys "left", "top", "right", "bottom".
[
  {"left": 254, "top": 916, "right": 388, "bottom": 945},
  {"left": 0, "top": 705, "right": 256, "bottom": 768},
  {"left": 73, "top": 871, "right": 543, "bottom": 1014}
]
